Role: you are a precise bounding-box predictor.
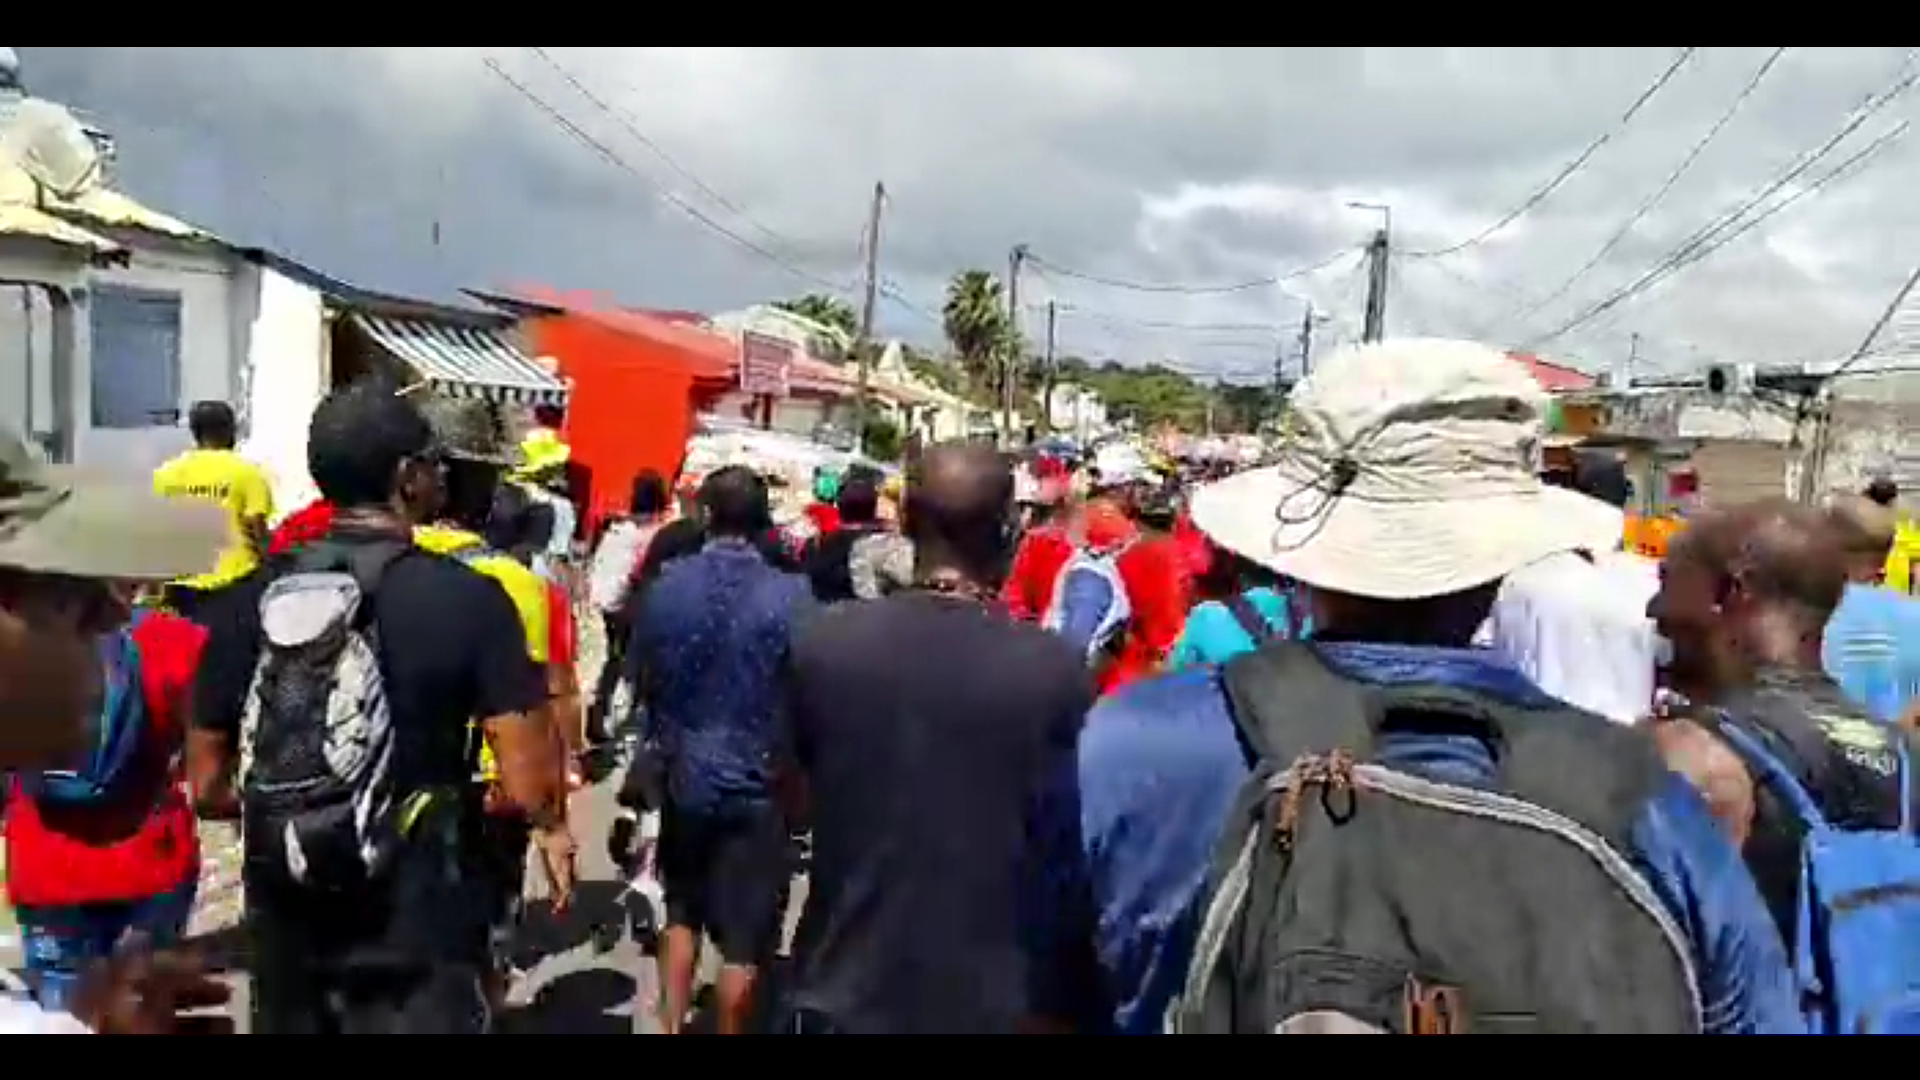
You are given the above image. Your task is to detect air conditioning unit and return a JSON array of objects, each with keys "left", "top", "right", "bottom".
[{"left": 1703, "top": 363, "right": 1757, "bottom": 395}]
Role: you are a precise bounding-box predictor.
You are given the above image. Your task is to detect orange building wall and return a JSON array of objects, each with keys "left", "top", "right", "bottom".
[{"left": 528, "top": 312, "right": 707, "bottom": 534}]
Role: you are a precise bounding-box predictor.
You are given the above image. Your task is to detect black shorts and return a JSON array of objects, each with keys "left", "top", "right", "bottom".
[{"left": 658, "top": 801, "right": 787, "bottom": 966}]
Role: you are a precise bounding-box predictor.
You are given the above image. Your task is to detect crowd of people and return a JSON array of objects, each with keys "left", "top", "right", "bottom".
[{"left": 6, "top": 335, "right": 1920, "bottom": 1033}]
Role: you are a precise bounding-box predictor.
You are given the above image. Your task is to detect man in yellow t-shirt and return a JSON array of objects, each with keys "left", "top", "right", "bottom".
[
  {"left": 414, "top": 453, "right": 553, "bottom": 792},
  {"left": 150, "top": 401, "right": 273, "bottom": 618}
]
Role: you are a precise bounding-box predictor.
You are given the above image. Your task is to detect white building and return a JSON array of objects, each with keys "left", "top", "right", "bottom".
[
  {"left": 1047, "top": 382, "right": 1108, "bottom": 442},
  {"left": 1, "top": 53, "right": 568, "bottom": 507}
]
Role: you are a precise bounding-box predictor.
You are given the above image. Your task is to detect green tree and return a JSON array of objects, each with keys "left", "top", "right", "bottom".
[
  {"left": 774, "top": 293, "right": 858, "bottom": 340},
  {"left": 861, "top": 416, "right": 905, "bottom": 462},
  {"left": 941, "top": 270, "right": 1011, "bottom": 394}
]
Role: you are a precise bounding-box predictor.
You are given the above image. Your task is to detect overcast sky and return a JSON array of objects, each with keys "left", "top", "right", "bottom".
[{"left": 17, "top": 47, "right": 1920, "bottom": 382}]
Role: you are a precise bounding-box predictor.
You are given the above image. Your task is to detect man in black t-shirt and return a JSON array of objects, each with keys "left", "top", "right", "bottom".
[
  {"left": 189, "top": 382, "right": 562, "bottom": 1034},
  {"left": 780, "top": 441, "right": 1093, "bottom": 1034},
  {"left": 1649, "top": 499, "right": 1920, "bottom": 944}
]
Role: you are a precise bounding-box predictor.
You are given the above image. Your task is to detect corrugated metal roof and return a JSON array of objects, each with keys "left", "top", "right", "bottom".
[
  {"left": 50, "top": 186, "right": 205, "bottom": 239},
  {"left": 353, "top": 313, "right": 569, "bottom": 407},
  {"left": 1507, "top": 351, "right": 1597, "bottom": 393},
  {"left": 0, "top": 200, "right": 119, "bottom": 253}
]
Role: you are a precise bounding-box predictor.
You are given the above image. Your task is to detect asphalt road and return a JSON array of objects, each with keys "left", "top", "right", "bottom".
[{"left": 0, "top": 621, "right": 805, "bottom": 1034}]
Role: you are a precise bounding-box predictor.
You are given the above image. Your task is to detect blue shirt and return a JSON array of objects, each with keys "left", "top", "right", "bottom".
[
  {"left": 633, "top": 539, "right": 811, "bottom": 813},
  {"left": 1024, "top": 642, "right": 1803, "bottom": 1034},
  {"left": 1822, "top": 583, "right": 1920, "bottom": 724},
  {"left": 1166, "top": 586, "right": 1306, "bottom": 669}
]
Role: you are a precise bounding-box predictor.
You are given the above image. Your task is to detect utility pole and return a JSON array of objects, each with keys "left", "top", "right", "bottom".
[
  {"left": 1798, "top": 257, "right": 1920, "bottom": 502},
  {"left": 1361, "top": 227, "right": 1390, "bottom": 343},
  {"left": 854, "top": 180, "right": 886, "bottom": 451},
  {"left": 1001, "top": 244, "right": 1028, "bottom": 444},
  {"left": 1040, "top": 300, "right": 1058, "bottom": 434},
  {"left": 1296, "top": 302, "right": 1318, "bottom": 377}
]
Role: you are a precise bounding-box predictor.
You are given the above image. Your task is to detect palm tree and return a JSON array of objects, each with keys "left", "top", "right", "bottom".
[
  {"left": 942, "top": 270, "right": 1008, "bottom": 393},
  {"left": 774, "top": 293, "right": 859, "bottom": 340}
]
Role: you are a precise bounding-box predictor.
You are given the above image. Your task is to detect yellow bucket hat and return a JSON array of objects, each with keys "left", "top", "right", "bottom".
[{"left": 513, "top": 428, "right": 572, "bottom": 480}]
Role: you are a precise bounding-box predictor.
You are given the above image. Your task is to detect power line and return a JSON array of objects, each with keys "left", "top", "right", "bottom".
[
  {"left": 1528, "top": 120, "right": 1909, "bottom": 348},
  {"left": 1526, "top": 56, "right": 1920, "bottom": 348},
  {"left": 482, "top": 56, "right": 855, "bottom": 295},
  {"left": 1025, "top": 245, "right": 1355, "bottom": 295},
  {"left": 1504, "top": 47, "right": 1789, "bottom": 326},
  {"left": 525, "top": 48, "right": 806, "bottom": 256},
  {"left": 1405, "top": 47, "right": 1698, "bottom": 259}
]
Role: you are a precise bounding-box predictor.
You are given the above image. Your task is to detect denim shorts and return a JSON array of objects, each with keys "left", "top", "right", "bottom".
[{"left": 17, "top": 878, "right": 198, "bottom": 1011}]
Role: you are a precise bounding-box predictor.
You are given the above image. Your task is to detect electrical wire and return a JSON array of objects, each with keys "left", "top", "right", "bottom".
[
  {"left": 1527, "top": 120, "right": 1908, "bottom": 348},
  {"left": 1405, "top": 48, "right": 1698, "bottom": 259},
  {"left": 1504, "top": 47, "right": 1789, "bottom": 325},
  {"left": 1524, "top": 55, "right": 1920, "bottom": 348},
  {"left": 525, "top": 48, "right": 810, "bottom": 257},
  {"left": 482, "top": 56, "right": 857, "bottom": 295},
  {"left": 1025, "top": 245, "right": 1355, "bottom": 295}
]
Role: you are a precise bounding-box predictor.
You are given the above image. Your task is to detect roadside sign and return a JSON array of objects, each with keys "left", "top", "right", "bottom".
[{"left": 740, "top": 331, "right": 794, "bottom": 398}]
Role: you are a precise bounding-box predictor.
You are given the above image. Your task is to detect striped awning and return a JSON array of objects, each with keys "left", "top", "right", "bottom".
[{"left": 353, "top": 313, "right": 568, "bottom": 406}]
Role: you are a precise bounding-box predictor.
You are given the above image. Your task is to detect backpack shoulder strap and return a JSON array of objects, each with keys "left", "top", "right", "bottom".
[
  {"left": 1698, "top": 709, "right": 1837, "bottom": 833},
  {"left": 1224, "top": 643, "right": 1661, "bottom": 846},
  {"left": 1219, "top": 641, "right": 1374, "bottom": 768},
  {"left": 291, "top": 538, "right": 412, "bottom": 628},
  {"left": 1221, "top": 593, "right": 1275, "bottom": 645}
]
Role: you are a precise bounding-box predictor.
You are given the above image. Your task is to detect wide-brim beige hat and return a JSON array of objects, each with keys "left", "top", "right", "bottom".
[
  {"left": 1189, "top": 338, "right": 1622, "bottom": 601},
  {"left": 0, "top": 427, "right": 229, "bottom": 582}
]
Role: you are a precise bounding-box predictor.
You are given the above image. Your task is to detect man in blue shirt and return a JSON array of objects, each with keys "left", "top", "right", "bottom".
[
  {"left": 633, "top": 465, "right": 811, "bottom": 1034},
  {"left": 1821, "top": 493, "right": 1920, "bottom": 724},
  {"left": 1023, "top": 338, "right": 1802, "bottom": 1035}
]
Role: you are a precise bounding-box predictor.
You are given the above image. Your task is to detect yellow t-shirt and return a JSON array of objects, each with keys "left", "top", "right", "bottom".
[
  {"left": 413, "top": 525, "right": 551, "bottom": 783},
  {"left": 1887, "top": 520, "right": 1920, "bottom": 596},
  {"left": 412, "top": 525, "right": 549, "bottom": 664},
  {"left": 151, "top": 448, "right": 274, "bottom": 589}
]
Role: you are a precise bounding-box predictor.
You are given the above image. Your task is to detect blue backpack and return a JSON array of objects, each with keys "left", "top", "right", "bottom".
[
  {"left": 1712, "top": 718, "right": 1920, "bottom": 1034},
  {"left": 21, "top": 612, "right": 150, "bottom": 804},
  {"left": 1042, "top": 545, "right": 1133, "bottom": 665}
]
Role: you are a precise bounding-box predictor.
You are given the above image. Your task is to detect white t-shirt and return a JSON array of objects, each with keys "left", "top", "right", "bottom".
[
  {"left": 0, "top": 996, "right": 91, "bottom": 1034},
  {"left": 1488, "top": 549, "right": 1662, "bottom": 724},
  {"left": 586, "top": 519, "right": 657, "bottom": 614}
]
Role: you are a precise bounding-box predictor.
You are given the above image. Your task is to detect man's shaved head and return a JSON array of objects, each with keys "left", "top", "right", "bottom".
[
  {"left": 904, "top": 441, "right": 1015, "bottom": 581},
  {"left": 1680, "top": 498, "right": 1847, "bottom": 625},
  {"left": 1653, "top": 498, "right": 1846, "bottom": 700}
]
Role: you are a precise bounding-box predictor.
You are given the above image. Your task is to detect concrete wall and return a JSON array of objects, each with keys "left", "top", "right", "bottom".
[
  {"left": 0, "top": 235, "right": 242, "bottom": 476},
  {"left": 0, "top": 235, "right": 90, "bottom": 455}
]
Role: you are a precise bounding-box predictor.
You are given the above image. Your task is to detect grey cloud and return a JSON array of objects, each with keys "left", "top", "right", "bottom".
[{"left": 14, "top": 45, "right": 1920, "bottom": 374}]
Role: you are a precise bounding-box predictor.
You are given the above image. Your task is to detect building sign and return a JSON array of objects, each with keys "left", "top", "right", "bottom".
[{"left": 739, "top": 331, "right": 794, "bottom": 398}]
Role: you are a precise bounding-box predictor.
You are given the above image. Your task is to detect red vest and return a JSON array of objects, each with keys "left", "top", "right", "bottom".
[{"left": 6, "top": 612, "right": 205, "bottom": 908}]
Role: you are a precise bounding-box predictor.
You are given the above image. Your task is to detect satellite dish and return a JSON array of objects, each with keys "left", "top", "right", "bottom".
[{"left": 0, "top": 95, "right": 104, "bottom": 201}]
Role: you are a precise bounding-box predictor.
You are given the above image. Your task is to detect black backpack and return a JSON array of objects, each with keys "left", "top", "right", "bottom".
[
  {"left": 240, "top": 540, "right": 410, "bottom": 890},
  {"left": 1167, "top": 642, "right": 1702, "bottom": 1034}
]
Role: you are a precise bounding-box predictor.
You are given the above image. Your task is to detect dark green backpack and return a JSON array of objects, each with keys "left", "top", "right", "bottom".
[{"left": 1168, "top": 642, "right": 1702, "bottom": 1034}]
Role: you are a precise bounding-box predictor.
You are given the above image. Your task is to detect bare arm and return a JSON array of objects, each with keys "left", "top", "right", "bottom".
[
  {"left": 1648, "top": 717, "right": 1756, "bottom": 848},
  {"left": 1897, "top": 696, "right": 1920, "bottom": 736},
  {"left": 481, "top": 710, "right": 568, "bottom": 826}
]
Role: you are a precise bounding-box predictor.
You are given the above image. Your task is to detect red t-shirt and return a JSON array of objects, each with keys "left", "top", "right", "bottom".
[
  {"left": 803, "top": 502, "right": 842, "bottom": 536},
  {"left": 1002, "top": 524, "right": 1074, "bottom": 621},
  {"left": 6, "top": 612, "right": 206, "bottom": 908},
  {"left": 1172, "top": 510, "right": 1214, "bottom": 581},
  {"left": 269, "top": 499, "right": 336, "bottom": 556},
  {"left": 1100, "top": 535, "right": 1195, "bottom": 695},
  {"left": 546, "top": 579, "right": 576, "bottom": 671}
]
